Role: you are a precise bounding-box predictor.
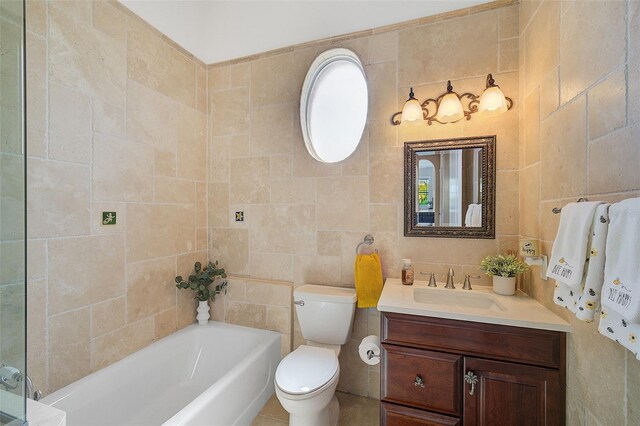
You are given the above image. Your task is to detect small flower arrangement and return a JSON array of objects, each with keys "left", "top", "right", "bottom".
[
  {"left": 175, "top": 261, "right": 228, "bottom": 302},
  {"left": 480, "top": 254, "right": 528, "bottom": 278}
]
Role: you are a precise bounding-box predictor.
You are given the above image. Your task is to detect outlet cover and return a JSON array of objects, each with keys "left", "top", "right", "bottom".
[{"left": 102, "top": 212, "right": 117, "bottom": 226}]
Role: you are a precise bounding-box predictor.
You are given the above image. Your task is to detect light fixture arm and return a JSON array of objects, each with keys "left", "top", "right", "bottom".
[
  {"left": 391, "top": 111, "right": 403, "bottom": 125},
  {"left": 446, "top": 80, "right": 454, "bottom": 93},
  {"left": 486, "top": 73, "right": 496, "bottom": 87}
]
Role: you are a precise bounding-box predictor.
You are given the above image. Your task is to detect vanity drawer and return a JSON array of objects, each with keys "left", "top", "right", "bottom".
[
  {"left": 382, "top": 344, "right": 462, "bottom": 416},
  {"left": 381, "top": 402, "right": 461, "bottom": 426},
  {"left": 382, "top": 312, "right": 564, "bottom": 369}
]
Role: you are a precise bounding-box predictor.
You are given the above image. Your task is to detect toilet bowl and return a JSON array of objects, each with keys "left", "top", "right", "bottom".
[
  {"left": 275, "top": 345, "right": 340, "bottom": 426},
  {"left": 274, "top": 285, "right": 357, "bottom": 426}
]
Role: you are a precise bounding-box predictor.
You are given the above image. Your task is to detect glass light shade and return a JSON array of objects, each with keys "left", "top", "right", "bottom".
[
  {"left": 478, "top": 85, "right": 508, "bottom": 116},
  {"left": 401, "top": 98, "right": 424, "bottom": 123},
  {"left": 436, "top": 92, "right": 464, "bottom": 123}
]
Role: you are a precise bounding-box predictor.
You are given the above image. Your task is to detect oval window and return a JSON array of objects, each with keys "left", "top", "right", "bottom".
[{"left": 300, "top": 49, "right": 368, "bottom": 163}]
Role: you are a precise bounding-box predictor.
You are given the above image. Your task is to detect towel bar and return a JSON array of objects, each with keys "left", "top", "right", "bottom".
[
  {"left": 355, "top": 234, "right": 374, "bottom": 255},
  {"left": 551, "top": 198, "right": 610, "bottom": 223},
  {"left": 551, "top": 197, "right": 588, "bottom": 214}
]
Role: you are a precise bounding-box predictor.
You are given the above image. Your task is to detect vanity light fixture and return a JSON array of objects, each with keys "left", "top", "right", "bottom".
[{"left": 391, "top": 74, "right": 513, "bottom": 126}]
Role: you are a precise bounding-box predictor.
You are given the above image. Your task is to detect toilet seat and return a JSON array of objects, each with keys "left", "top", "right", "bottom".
[
  {"left": 276, "top": 369, "right": 339, "bottom": 402},
  {"left": 275, "top": 345, "right": 338, "bottom": 395}
]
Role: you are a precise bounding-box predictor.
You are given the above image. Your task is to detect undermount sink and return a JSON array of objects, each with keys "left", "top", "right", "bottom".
[{"left": 413, "top": 287, "right": 507, "bottom": 312}]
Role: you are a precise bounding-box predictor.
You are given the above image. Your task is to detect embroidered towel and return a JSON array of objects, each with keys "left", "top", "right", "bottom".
[
  {"left": 553, "top": 203, "right": 610, "bottom": 322},
  {"left": 354, "top": 252, "right": 384, "bottom": 308},
  {"left": 598, "top": 307, "right": 640, "bottom": 360},
  {"left": 601, "top": 198, "right": 640, "bottom": 323},
  {"left": 546, "top": 201, "right": 603, "bottom": 288}
]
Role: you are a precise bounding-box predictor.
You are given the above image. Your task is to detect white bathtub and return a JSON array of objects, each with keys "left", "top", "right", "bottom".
[{"left": 41, "top": 322, "right": 281, "bottom": 426}]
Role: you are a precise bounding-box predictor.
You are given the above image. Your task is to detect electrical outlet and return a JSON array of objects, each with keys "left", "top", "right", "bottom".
[{"left": 102, "top": 212, "right": 117, "bottom": 226}]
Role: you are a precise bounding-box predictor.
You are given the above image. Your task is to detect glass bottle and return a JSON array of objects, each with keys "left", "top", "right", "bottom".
[{"left": 402, "top": 259, "right": 414, "bottom": 286}]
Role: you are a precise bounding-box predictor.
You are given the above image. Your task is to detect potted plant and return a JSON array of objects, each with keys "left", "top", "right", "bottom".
[
  {"left": 175, "top": 261, "right": 228, "bottom": 324},
  {"left": 479, "top": 254, "right": 528, "bottom": 296}
]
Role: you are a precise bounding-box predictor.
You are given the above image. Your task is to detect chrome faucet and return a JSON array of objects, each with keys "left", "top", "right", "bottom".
[
  {"left": 25, "top": 373, "right": 41, "bottom": 401},
  {"left": 445, "top": 268, "right": 455, "bottom": 289}
]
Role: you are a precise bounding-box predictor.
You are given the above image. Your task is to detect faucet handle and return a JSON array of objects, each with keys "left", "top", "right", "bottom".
[
  {"left": 463, "top": 274, "right": 481, "bottom": 290},
  {"left": 428, "top": 273, "right": 437, "bottom": 287},
  {"left": 420, "top": 272, "right": 438, "bottom": 287}
]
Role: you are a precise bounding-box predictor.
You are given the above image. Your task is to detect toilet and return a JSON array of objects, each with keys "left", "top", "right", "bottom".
[{"left": 275, "top": 284, "right": 357, "bottom": 426}]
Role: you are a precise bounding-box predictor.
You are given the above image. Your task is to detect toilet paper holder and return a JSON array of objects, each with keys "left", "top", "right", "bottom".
[{"left": 359, "top": 335, "right": 381, "bottom": 365}]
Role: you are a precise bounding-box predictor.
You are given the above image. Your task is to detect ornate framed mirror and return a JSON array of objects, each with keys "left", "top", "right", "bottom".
[{"left": 404, "top": 136, "right": 496, "bottom": 238}]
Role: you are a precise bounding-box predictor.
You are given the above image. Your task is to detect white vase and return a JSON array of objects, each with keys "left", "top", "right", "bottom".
[
  {"left": 196, "top": 300, "right": 210, "bottom": 325},
  {"left": 493, "top": 276, "right": 516, "bottom": 296}
]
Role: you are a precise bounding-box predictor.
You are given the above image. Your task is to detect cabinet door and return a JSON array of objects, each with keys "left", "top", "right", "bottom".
[
  {"left": 463, "top": 358, "right": 563, "bottom": 426},
  {"left": 381, "top": 403, "right": 461, "bottom": 426}
]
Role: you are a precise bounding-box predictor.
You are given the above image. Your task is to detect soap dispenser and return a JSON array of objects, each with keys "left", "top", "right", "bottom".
[{"left": 401, "top": 259, "right": 414, "bottom": 286}]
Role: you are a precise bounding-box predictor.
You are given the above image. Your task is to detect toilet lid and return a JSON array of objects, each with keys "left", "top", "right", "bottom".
[{"left": 275, "top": 346, "right": 338, "bottom": 395}]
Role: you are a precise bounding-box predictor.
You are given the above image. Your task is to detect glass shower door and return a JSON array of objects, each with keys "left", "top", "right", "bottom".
[{"left": 0, "top": 0, "right": 26, "bottom": 424}]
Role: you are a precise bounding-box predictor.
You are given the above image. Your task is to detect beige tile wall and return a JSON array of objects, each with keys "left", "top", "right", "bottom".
[
  {"left": 25, "top": 0, "right": 208, "bottom": 395},
  {"left": 207, "top": 3, "right": 520, "bottom": 398},
  {"left": 519, "top": 1, "right": 640, "bottom": 424},
  {"left": 210, "top": 276, "right": 293, "bottom": 358}
]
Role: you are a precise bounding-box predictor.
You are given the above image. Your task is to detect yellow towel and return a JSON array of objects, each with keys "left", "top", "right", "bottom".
[{"left": 354, "top": 252, "right": 384, "bottom": 308}]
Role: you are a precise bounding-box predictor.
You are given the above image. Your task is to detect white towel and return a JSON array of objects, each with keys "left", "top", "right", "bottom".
[
  {"left": 601, "top": 198, "right": 640, "bottom": 323},
  {"left": 464, "top": 204, "right": 474, "bottom": 227},
  {"left": 546, "top": 201, "right": 603, "bottom": 288},
  {"left": 553, "top": 203, "right": 610, "bottom": 322},
  {"left": 471, "top": 204, "right": 482, "bottom": 227}
]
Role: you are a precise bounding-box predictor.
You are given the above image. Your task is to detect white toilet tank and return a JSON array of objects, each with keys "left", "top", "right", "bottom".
[{"left": 295, "top": 285, "right": 357, "bottom": 345}]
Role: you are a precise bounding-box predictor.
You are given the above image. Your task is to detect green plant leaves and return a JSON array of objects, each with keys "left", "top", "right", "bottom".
[
  {"left": 480, "top": 254, "right": 528, "bottom": 278},
  {"left": 174, "top": 260, "right": 229, "bottom": 302}
]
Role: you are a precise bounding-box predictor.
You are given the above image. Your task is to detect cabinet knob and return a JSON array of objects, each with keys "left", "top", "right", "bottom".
[
  {"left": 464, "top": 371, "right": 478, "bottom": 396},
  {"left": 413, "top": 375, "right": 426, "bottom": 388}
]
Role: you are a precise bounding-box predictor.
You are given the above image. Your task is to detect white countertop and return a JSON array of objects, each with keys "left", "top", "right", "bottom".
[{"left": 377, "top": 278, "right": 571, "bottom": 332}]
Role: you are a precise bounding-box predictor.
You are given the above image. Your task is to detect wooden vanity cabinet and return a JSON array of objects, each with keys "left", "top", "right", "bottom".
[{"left": 380, "top": 312, "right": 566, "bottom": 426}]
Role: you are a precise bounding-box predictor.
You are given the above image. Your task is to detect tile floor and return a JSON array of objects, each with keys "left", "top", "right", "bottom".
[{"left": 252, "top": 392, "right": 380, "bottom": 426}]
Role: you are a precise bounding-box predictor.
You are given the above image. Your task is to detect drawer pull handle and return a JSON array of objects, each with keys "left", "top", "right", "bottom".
[
  {"left": 413, "top": 375, "right": 425, "bottom": 388},
  {"left": 464, "top": 371, "right": 478, "bottom": 396}
]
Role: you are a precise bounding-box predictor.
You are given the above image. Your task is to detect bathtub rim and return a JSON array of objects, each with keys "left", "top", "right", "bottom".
[{"left": 40, "top": 321, "right": 282, "bottom": 421}]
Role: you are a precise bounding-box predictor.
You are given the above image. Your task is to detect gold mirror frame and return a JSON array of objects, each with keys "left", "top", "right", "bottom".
[{"left": 404, "top": 136, "right": 496, "bottom": 239}]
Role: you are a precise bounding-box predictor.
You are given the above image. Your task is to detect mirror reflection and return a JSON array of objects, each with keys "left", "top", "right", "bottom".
[
  {"left": 416, "top": 148, "right": 482, "bottom": 227},
  {"left": 404, "top": 136, "right": 495, "bottom": 239}
]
